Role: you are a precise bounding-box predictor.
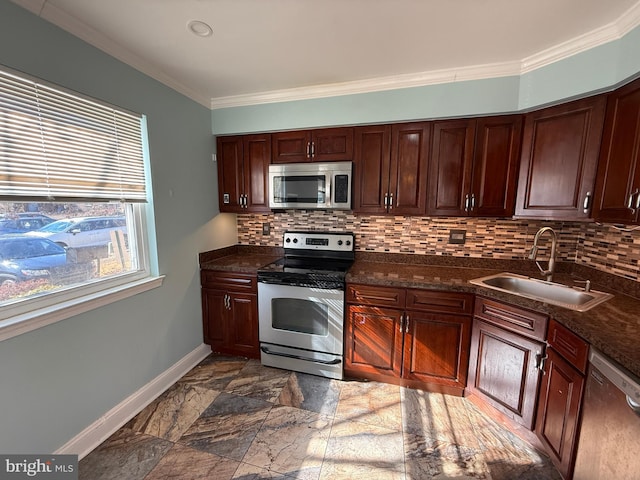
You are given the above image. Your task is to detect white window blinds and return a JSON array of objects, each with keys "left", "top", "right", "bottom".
[{"left": 0, "top": 67, "right": 147, "bottom": 202}]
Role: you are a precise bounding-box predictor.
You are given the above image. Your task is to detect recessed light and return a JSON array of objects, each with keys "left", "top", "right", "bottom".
[{"left": 187, "top": 20, "right": 213, "bottom": 37}]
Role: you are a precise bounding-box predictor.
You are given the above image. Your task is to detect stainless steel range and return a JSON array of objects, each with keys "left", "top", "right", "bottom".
[{"left": 257, "top": 231, "right": 355, "bottom": 380}]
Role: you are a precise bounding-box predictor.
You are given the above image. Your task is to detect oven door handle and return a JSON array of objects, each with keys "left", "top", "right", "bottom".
[{"left": 260, "top": 346, "right": 342, "bottom": 365}]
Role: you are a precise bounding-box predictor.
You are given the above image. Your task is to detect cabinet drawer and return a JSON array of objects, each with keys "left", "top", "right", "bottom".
[
  {"left": 346, "top": 283, "right": 406, "bottom": 308},
  {"left": 474, "top": 297, "right": 548, "bottom": 341},
  {"left": 547, "top": 318, "right": 589, "bottom": 374},
  {"left": 406, "top": 289, "right": 474, "bottom": 315},
  {"left": 200, "top": 270, "right": 257, "bottom": 292}
]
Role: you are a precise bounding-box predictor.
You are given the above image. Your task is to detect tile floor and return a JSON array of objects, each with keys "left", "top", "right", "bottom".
[{"left": 79, "top": 354, "right": 562, "bottom": 479}]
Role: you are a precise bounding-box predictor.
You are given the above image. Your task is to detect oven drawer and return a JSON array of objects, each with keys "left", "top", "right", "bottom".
[{"left": 346, "top": 283, "right": 406, "bottom": 308}]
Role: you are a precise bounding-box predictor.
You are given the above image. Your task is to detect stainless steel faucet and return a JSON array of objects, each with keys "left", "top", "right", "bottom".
[{"left": 529, "top": 226, "right": 558, "bottom": 282}]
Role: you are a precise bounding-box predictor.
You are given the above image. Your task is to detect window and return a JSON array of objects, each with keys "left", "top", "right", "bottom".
[{"left": 0, "top": 65, "right": 158, "bottom": 336}]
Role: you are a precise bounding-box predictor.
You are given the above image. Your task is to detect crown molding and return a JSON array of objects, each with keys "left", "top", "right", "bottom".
[
  {"left": 13, "top": 0, "right": 212, "bottom": 107},
  {"left": 211, "top": 2, "right": 640, "bottom": 109},
  {"left": 210, "top": 61, "right": 524, "bottom": 110},
  {"left": 11, "top": 0, "right": 640, "bottom": 111}
]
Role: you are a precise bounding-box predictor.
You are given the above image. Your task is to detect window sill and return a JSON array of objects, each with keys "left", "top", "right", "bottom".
[{"left": 0, "top": 275, "right": 165, "bottom": 342}]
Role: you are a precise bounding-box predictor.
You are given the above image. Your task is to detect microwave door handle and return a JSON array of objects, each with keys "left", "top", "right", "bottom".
[{"left": 326, "top": 175, "right": 332, "bottom": 207}]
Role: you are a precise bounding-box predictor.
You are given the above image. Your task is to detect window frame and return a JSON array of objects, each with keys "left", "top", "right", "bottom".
[{"left": 0, "top": 66, "right": 162, "bottom": 342}]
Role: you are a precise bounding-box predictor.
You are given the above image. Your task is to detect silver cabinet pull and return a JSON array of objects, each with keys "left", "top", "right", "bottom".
[
  {"left": 404, "top": 314, "right": 410, "bottom": 333},
  {"left": 583, "top": 191, "right": 592, "bottom": 213},
  {"left": 389, "top": 193, "right": 394, "bottom": 211},
  {"left": 398, "top": 314, "right": 404, "bottom": 332},
  {"left": 464, "top": 194, "right": 470, "bottom": 212},
  {"left": 310, "top": 141, "right": 315, "bottom": 158},
  {"left": 470, "top": 193, "right": 475, "bottom": 211}
]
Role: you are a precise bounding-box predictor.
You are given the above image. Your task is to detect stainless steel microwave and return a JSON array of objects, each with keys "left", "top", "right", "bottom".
[{"left": 268, "top": 161, "right": 352, "bottom": 210}]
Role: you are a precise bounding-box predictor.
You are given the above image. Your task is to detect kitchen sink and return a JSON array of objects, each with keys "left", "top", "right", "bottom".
[{"left": 469, "top": 272, "right": 613, "bottom": 312}]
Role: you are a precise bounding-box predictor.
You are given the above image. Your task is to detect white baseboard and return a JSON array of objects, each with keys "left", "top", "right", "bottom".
[{"left": 55, "top": 343, "right": 211, "bottom": 459}]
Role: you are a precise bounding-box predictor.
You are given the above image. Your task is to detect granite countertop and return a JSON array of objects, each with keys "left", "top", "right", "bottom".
[{"left": 199, "top": 247, "right": 640, "bottom": 378}]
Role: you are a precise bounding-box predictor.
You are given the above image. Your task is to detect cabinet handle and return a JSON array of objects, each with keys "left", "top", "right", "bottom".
[
  {"left": 470, "top": 193, "right": 475, "bottom": 211},
  {"left": 583, "top": 191, "right": 591, "bottom": 213},
  {"left": 404, "top": 314, "right": 410, "bottom": 333},
  {"left": 399, "top": 314, "right": 404, "bottom": 332},
  {"left": 628, "top": 191, "right": 637, "bottom": 211},
  {"left": 310, "top": 142, "right": 315, "bottom": 158},
  {"left": 464, "top": 194, "right": 470, "bottom": 212},
  {"left": 536, "top": 353, "right": 548, "bottom": 373},
  {"left": 389, "top": 193, "right": 394, "bottom": 211},
  {"left": 243, "top": 194, "right": 248, "bottom": 208},
  {"left": 384, "top": 193, "right": 389, "bottom": 208}
]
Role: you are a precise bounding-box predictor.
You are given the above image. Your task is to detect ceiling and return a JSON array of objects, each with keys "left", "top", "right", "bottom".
[{"left": 11, "top": 0, "right": 640, "bottom": 108}]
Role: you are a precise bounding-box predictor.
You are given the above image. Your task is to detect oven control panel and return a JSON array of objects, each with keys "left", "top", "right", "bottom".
[{"left": 283, "top": 231, "right": 354, "bottom": 252}]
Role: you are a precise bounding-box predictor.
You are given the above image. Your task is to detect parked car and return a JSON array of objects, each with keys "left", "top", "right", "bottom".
[
  {"left": 0, "top": 213, "right": 54, "bottom": 235},
  {"left": 26, "top": 216, "right": 127, "bottom": 250},
  {"left": 0, "top": 235, "right": 68, "bottom": 285}
]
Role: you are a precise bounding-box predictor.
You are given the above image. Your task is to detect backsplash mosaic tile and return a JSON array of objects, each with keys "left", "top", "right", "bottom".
[{"left": 236, "top": 212, "right": 640, "bottom": 282}]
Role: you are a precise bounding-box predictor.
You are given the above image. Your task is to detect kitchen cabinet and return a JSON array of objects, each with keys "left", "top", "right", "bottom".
[
  {"left": 535, "top": 319, "right": 588, "bottom": 480},
  {"left": 271, "top": 127, "right": 353, "bottom": 163},
  {"left": 514, "top": 96, "right": 606, "bottom": 220},
  {"left": 216, "top": 134, "right": 271, "bottom": 213},
  {"left": 200, "top": 270, "right": 260, "bottom": 358},
  {"left": 401, "top": 115, "right": 522, "bottom": 217},
  {"left": 345, "top": 283, "right": 473, "bottom": 395},
  {"left": 352, "top": 122, "right": 431, "bottom": 215},
  {"left": 467, "top": 297, "right": 548, "bottom": 429},
  {"left": 592, "top": 77, "right": 640, "bottom": 224}
]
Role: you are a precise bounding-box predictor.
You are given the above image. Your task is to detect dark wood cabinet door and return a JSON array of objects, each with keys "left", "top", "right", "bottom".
[
  {"left": 403, "top": 312, "right": 471, "bottom": 393},
  {"left": 471, "top": 115, "right": 523, "bottom": 216},
  {"left": 272, "top": 130, "right": 312, "bottom": 163},
  {"left": 468, "top": 319, "right": 544, "bottom": 429},
  {"left": 228, "top": 292, "right": 260, "bottom": 358},
  {"left": 427, "top": 119, "right": 475, "bottom": 216},
  {"left": 352, "top": 125, "right": 392, "bottom": 214},
  {"left": 272, "top": 127, "right": 353, "bottom": 163},
  {"left": 535, "top": 348, "right": 585, "bottom": 479},
  {"left": 217, "top": 136, "right": 244, "bottom": 212},
  {"left": 389, "top": 122, "right": 431, "bottom": 215},
  {"left": 344, "top": 305, "right": 404, "bottom": 378},
  {"left": 515, "top": 96, "right": 606, "bottom": 220},
  {"left": 201, "top": 287, "right": 227, "bottom": 348},
  {"left": 243, "top": 134, "right": 271, "bottom": 212},
  {"left": 312, "top": 127, "right": 354, "bottom": 162},
  {"left": 592, "top": 77, "right": 640, "bottom": 224}
]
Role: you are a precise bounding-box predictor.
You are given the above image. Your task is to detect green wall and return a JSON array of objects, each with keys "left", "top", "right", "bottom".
[
  {"left": 0, "top": 0, "right": 236, "bottom": 453},
  {"left": 212, "top": 24, "right": 640, "bottom": 136}
]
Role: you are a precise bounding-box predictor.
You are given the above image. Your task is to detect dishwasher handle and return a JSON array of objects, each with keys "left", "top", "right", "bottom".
[{"left": 590, "top": 348, "right": 640, "bottom": 407}]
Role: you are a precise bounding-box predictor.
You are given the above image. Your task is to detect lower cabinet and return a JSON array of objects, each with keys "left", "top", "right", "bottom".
[
  {"left": 345, "top": 283, "right": 473, "bottom": 395},
  {"left": 467, "top": 297, "right": 548, "bottom": 429},
  {"left": 200, "top": 270, "right": 260, "bottom": 358},
  {"left": 535, "top": 319, "right": 588, "bottom": 480}
]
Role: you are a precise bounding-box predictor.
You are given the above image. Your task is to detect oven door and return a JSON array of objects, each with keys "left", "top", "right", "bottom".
[{"left": 258, "top": 282, "right": 344, "bottom": 355}]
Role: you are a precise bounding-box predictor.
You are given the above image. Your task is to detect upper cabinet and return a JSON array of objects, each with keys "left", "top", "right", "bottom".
[
  {"left": 426, "top": 115, "right": 523, "bottom": 217},
  {"left": 592, "top": 77, "right": 640, "bottom": 224},
  {"left": 271, "top": 127, "right": 354, "bottom": 163},
  {"left": 217, "top": 134, "right": 271, "bottom": 213},
  {"left": 426, "top": 119, "right": 476, "bottom": 216},
  {"left": 514, "top": 96, "right": 606, "bottom": 220},
  {"left": 352, "top": 122, "right": 431, "bottom": 215}
]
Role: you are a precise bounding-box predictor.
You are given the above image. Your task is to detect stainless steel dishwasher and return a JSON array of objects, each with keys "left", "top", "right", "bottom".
[{"left": 573, "top": 348, "right": 640, "bottom": 479}]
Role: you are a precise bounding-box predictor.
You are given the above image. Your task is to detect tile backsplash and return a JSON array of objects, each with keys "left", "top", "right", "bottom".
[{"left": 237, "top": 212, "right": 640, "bottom": 282}]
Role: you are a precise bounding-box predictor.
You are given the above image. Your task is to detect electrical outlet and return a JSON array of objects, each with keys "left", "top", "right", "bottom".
[
  {"left": 262, "top": 223, "right": 270, "bottom": 235},
  {"left": 449, "top": 229, "right": 466, "bottom": 244}
]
